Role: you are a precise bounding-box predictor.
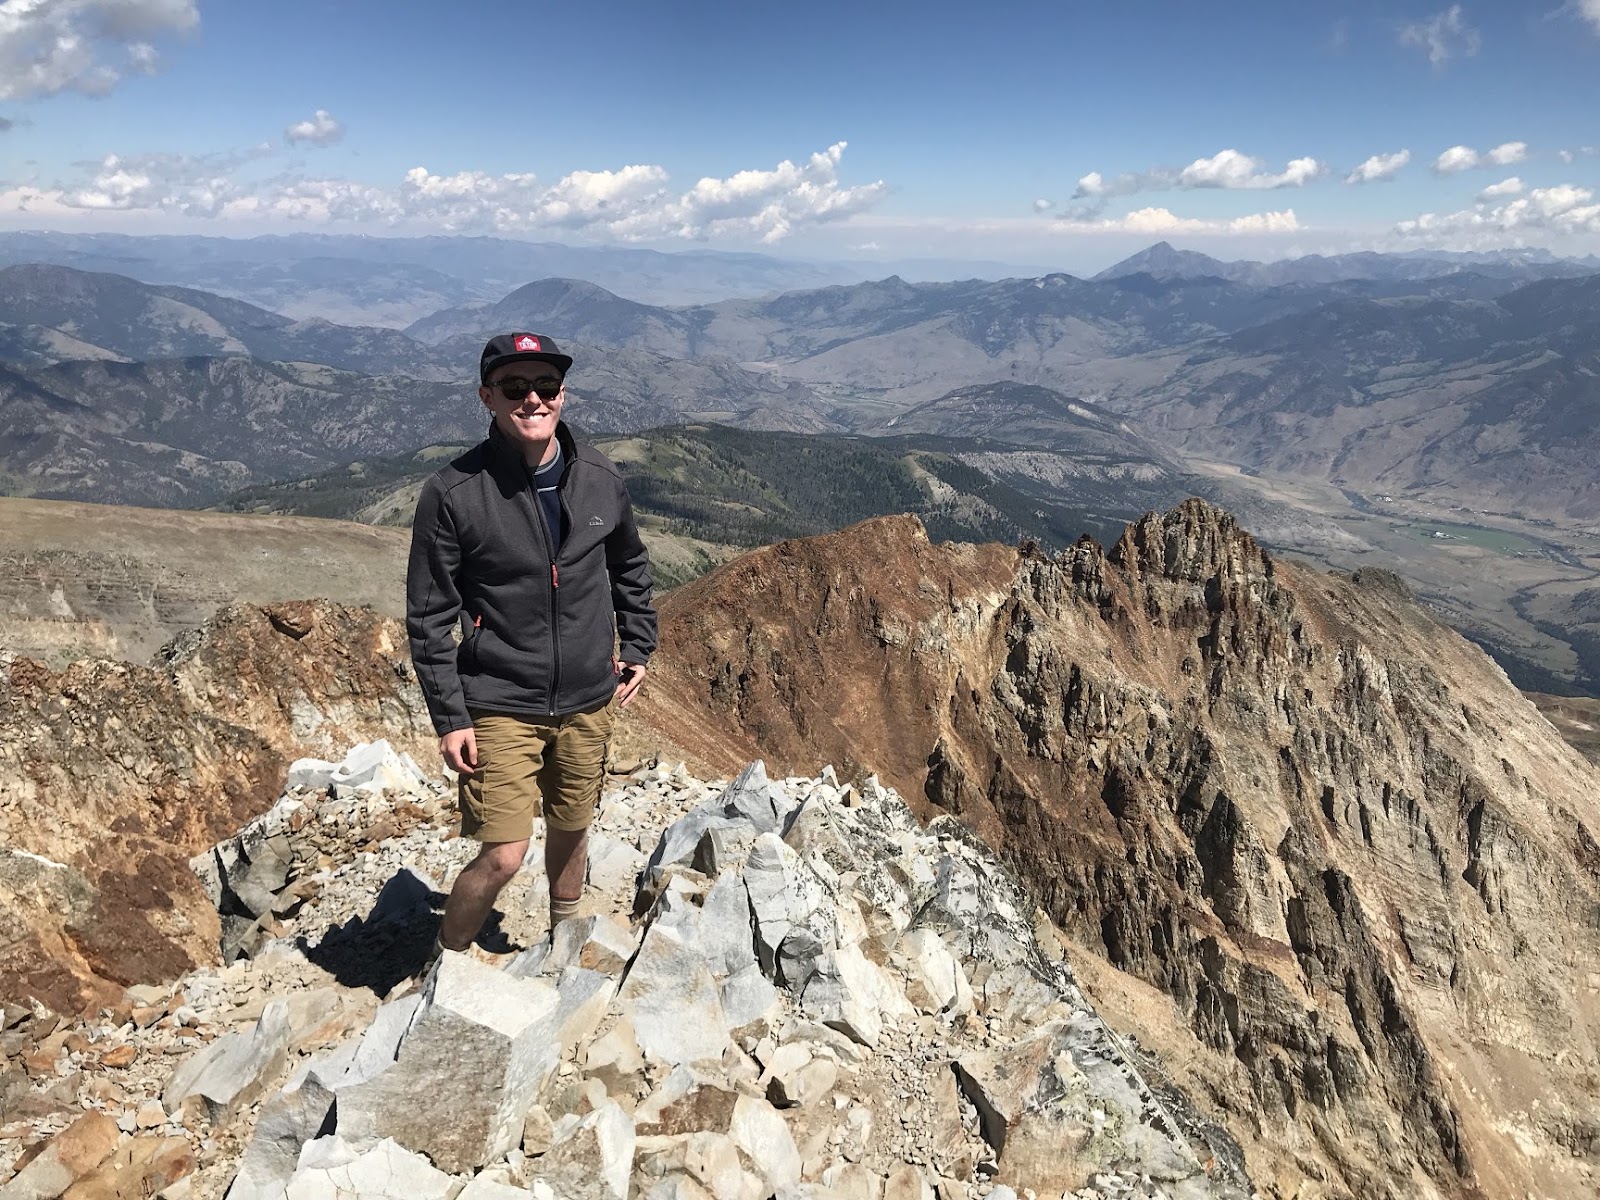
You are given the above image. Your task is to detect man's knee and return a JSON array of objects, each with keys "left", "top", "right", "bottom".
[{"left": 475, "top": 839, "right": 529, "bottom": 882}]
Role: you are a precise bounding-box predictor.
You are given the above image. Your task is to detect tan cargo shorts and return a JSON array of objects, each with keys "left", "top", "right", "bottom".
[{"left": 459, "top": 695, "right": 616, "bottom": 842}]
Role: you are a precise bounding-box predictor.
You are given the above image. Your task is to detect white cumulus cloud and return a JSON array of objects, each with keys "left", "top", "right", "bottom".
[
  {"left": 1398, "top": 5, "right": 1480, "bottom": 67},
  {"left": 285, "top": 109, "right": 344, "bottom": 147},
  {"left": 1579, "top": 0, "right": 1600, "bottom": 32},
  {"left": 1032, "top": 198, "right": 1054, "bottom": 213},
  {"left": 1178, "top": 149, "right": 1324, "bottom": 190},
  {"left": 1433, "top": 141, "right": 1529, "bottom": 174},
  {"left": 0, "top": 0, "right": 197, "bottom": 101},
  {"left": 60, "top": 149, "right": 269, "bottom": 217},
  {"left": 1346, "top": 149, "right": 1411, "bottom": 184},
  {"left": 1396, "top": 182, "right": 1600, "bottom": 243},
  {"left": 1434, "top": 145, "right": 1480, "bottom": 173},
  {"left": 1479, "top": 176, "right": 1524, "bottom": 199},
  {"left": 1484, "top": 140, "right": 1526, "bottom": 165},
  {"left": 18, "top": 140, "right": 887, "bottom": 244}
]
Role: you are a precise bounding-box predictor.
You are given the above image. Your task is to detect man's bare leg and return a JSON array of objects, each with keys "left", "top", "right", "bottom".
[
  {"left": 439, "top": 838, "right": 530, "bottom": 951},
  {"left": 546, "top": 825, "right": 589, "bottom": 929}
]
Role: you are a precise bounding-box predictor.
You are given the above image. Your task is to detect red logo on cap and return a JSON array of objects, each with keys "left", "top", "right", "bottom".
[{"left": 514, "top": 334, "right": 540, "bottom": 352}]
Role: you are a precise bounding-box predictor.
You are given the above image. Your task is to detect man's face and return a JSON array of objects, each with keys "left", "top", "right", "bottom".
[{"left": 481, "top": 361, "right": 565, "bottom": 448}]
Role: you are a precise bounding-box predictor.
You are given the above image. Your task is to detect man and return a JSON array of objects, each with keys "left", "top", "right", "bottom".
[{"left": 406, "top": 332, "right": 656, "bottom": 958}]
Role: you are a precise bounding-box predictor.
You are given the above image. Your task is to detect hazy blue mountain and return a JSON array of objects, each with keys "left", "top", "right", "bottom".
[
  {"left": 1095, "top": 241, "right": 1599, "bottom": 287},
  {"left": 0, "top": 263, "right": 457, "bottom": 379},
  {"left": 405, "top": 271, "right": 1302, "bottom": 365},
  {"left": 0, "top": 356, "right": 479, "bottom": 506},
  {"left": 408, "top": 277, "right": 701, "bottom": 353},
  {"left": 406, "top": 269, "right": 1556, "bottom": 411},
  {"left": 0, "top": 231, "right": 856, "bottom": 316},
  {"left": 1103, "top": 278, "right": 1600, "bottom": 519}
]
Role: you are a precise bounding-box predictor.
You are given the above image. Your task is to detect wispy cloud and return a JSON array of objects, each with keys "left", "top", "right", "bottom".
[
  {"left": 1059, "top": 206, "right": 1302, "bottom": 237},
  {"left": 6, "top": 141, "right": 889, "bottom": 244},
  {"left": 0, "top": 0, "right": 198, "bottom": 101},
  {"left": 1398, "top": 5, "right": 1481, "bottom": 68},
  {"left": 1032, "top": 198, "right": 1054, "bottom": 213},
  {"left": 1433, "top": 141, "right": 1527, "bottom": 174},
  {"left": 1346, "top": 149, "right": 1411, "bottom": 184},
  {"left": 1578, "top": 0, "right": 1600, "bottom": 34},
  {"left": 285, "top": 109, "right": 344, "bottom": 147}
]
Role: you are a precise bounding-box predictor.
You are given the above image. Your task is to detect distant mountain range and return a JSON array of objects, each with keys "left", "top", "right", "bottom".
[
  {"left": 0, "top": 263, "right": 454, "bottom": 379},
  {"left": 1098, "top": 274, "right": 1600, "bottom": 521},
  {"left": 0, "top": 230, "right": 1041, "bottom": 324},
  {"left": 0, "top": 357, "right": 477, "bottom": 506},
  {"left": 6, "top": 251, "right": 1600, "bottom": 528},
  {"left": 1094, "top": 240, "right": 1600, "bottom": 286}
]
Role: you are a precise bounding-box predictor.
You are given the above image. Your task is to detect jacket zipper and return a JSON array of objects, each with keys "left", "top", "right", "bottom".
[
  {"left": 548, "top": 561, "right": 561, "bottom": 714},
  {"left": 549, "top": 470, "right": 575, "bottom": 715},
  {"left": 528, "top": 483, "right": 560, "bottom": 720},
  {"left": 529, "top": 461, "right": 566, "bottom": 715}
]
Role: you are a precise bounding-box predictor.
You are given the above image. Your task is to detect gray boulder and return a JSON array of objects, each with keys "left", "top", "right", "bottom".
[
  {"left": 617, "top": 923, "right": 730, "bottom": 1066},
  {"left": 164, "top": 1000, "right": 292, "bottom": 1122},
  {"left": 336, "top": 952, "right": 561, "bottom": 1173},
  {"left": 224, "top": 1077, "right": 334, "bottom": 1200}
]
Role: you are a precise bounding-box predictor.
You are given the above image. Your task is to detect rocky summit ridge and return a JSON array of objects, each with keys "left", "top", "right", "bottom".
[
  {"left": 3, "top": 498, "right": 1600, "bottom": 1200},
  {"left": 2, "top": 742, "right": 1248, "bottom": 1200},
  {"left": 640, "top": 501, "right": 1600, "bottom": 1200}
]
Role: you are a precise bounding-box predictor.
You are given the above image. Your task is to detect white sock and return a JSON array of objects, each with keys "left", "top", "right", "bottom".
[{"left": 550, "top": 894, "right": 581, "bottom": 927}]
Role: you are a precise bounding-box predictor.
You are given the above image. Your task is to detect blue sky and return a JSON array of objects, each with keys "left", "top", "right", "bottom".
[{"left": 2, "top": 0, "right": 1598, "bottom": 270}]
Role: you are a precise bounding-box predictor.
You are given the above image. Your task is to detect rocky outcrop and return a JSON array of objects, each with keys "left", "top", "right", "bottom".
[
  {"left": 2, "top": 749, "right": 1250, "bottom": 1200},
  {"left": 0, "top": 601, "right": 432, "bottom": 1014},
  {"left": 641, "top": 502, "right": 1600, "bottom": 1200}
]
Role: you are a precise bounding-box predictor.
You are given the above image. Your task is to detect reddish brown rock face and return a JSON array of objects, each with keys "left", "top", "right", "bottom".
[
  {"left": 640, "top": 502, "right": 1600, "bottom": 1200},
  {"left": 0, "top": 601, "right": 434, "bottom": 1014}
]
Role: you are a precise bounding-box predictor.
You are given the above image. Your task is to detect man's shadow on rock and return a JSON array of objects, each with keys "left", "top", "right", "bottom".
[{"left": 298, "top": 867, "right": 514, "bottom": 997}]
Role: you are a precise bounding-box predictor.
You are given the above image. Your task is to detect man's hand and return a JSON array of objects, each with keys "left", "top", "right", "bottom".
[
  {"left": 615, "top": 661, "right": 648, "bottom": 707},
  {"left": 440, "top": 727, "right": 478, "bottom": 774}
]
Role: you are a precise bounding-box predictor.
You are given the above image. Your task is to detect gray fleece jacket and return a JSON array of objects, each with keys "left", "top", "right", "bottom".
[{"left": 405, "top": 420, "right": 657, "bottom": 735}]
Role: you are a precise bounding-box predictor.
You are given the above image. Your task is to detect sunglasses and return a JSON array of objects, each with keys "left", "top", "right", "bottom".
[{"left": 491, "top": 376, "right": 563, "bottom": 402}]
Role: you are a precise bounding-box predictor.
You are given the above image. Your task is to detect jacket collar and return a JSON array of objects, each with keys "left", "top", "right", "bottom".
[{"left": 486, "top": 418, "right": 578, "bottom": 476}]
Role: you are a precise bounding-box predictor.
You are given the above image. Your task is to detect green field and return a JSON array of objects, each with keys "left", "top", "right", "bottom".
[{"left": 1392, "top": 521, "right": 1547, "bottom": 554}]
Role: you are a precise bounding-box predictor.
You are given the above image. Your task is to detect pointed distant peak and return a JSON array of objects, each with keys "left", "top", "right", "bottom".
[{"left": 1093, "top": 242, "right": 1230, "bottom": 282}]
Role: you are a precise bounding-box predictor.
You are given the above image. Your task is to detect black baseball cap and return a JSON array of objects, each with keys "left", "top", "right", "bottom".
[{"left": 479, "top": 332, "right": 573, "bottom": 383}]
